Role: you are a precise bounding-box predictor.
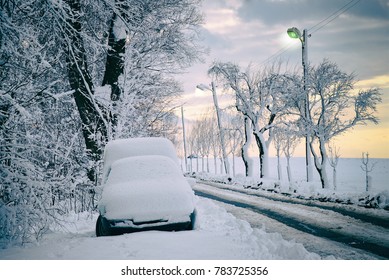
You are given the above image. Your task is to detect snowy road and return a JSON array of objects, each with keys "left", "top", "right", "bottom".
[{"left": 193, "top": 182, "right": 389, "bottom": 260}]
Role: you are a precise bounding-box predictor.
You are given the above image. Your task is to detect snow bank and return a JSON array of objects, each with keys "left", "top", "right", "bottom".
[
  {"left": 190, "top": 172, "right": 389, "bottom": 210},
  {"left": 0, "top": 198, "right": 319, "bottom": 260}
]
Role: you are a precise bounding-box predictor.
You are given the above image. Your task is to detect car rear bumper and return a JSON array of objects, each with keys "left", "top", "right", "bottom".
[
  {"left": 110, "top": 221, "right": 192, "bottom": 235},
  {"left": 99, "top": 212, "right": 195, "bottom": 235}
]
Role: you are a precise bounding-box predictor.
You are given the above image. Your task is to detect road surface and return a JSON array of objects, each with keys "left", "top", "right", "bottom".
[{"left": 194, "top": 181, "right": 389, "bottom": 259}]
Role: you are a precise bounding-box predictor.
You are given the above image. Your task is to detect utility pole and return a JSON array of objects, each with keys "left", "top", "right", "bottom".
[
  {"left": 210, "top": 82, "right": 230, "bottom": 175},
  {"left": 287, "top": 27, "right": 313, "bottom": 182},
  {"left": 302, "top": 29, "right": 313, "bottom": 182},
  {"left": 181, "top": 106, "right": 188, "bottom": 172}
]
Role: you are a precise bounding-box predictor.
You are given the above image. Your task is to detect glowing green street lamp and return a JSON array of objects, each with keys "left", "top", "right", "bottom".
[
  {"left": 287, "top": 27, "right": 313, "bottom": 182},
  {"left": 287, "top": 27, "right": 302, "bottom": 40}
]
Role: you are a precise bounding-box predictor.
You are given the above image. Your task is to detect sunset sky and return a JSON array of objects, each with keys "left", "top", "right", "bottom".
[{"left": 178, "top": 0, "right": 389, "bottom": 158}]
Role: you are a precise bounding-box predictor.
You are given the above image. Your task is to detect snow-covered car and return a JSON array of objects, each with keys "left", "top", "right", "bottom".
[{"left": 96, "top": 138, "right": 196, "bottom": 236}]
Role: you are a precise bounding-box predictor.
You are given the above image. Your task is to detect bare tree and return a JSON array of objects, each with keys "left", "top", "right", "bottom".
[
  {"left": 361, "top": 152, "right": 376, "bottom": 192},
  {"left": 282, "top": 128, "right": 299, "bottom": 184},
  {"left": 305, "top": 59, "right": 382, "bottom": 189},
  {"left": 209, "top": 116, "right": 221, "bottom": 174},
  {"left": 272, "top": 125, "right": 301, "bottom": 183},
  {"left": 328, "top": 144, "right": 340, "bottom": 190},
  {"left": 208, "top": 62, "right": 290, "bottom": 178},
  {"left": 223, "top": 111, "right": 244, "bottom": 176},
  {"left": 272, "top": 128, "right": 284, "bottom": 181},
  {"left": 199, "top": 112, "right": 217, "bottom": 173}
]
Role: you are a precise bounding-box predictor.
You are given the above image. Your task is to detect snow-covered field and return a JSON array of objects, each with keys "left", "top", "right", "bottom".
[
  {"left": 0, "top": 198, "right": 319, "bottom": 260},
  {"left": 186, "top": 156, "right": 389, "bottom": 194}
]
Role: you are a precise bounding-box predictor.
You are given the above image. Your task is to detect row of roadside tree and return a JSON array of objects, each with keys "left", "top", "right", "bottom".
[{"left": 180, "top": 60, "right": 381, "bottom": 190}]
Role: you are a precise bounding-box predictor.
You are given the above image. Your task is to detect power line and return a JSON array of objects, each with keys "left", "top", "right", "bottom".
[
  {"left": 260, "top": 41, "right": 298, "bottom": 66},
  {"left": 309, "top": 0, "right": 362, "bottom": 35},
  {"left": 259, "top": 0, "right": 362, "bottom": 66}
]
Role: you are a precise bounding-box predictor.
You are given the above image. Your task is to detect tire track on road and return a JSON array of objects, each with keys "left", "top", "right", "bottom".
[
  {"left": 196, "top": 180, "right": 389, "bottom": 229},
  {"left": 194, "top": 184, "right": 389, "bottom": 259}
]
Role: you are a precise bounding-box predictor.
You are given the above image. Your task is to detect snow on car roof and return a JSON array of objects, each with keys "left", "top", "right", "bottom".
[{"left": 102, "top": 137, "right": 179, "bottom": 181}]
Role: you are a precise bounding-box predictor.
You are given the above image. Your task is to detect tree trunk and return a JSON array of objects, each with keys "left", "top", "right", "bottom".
[
  {"left": 213, "top": 155, "right": 218, "bottom": 174},
  {"left": 232, "top": 154, "right": 236, "bottom": 177},
  {"left": 333, "top": 167, "right": 337, "bottom": 190},
  {"left": 102, "top": 12, "right": 126, "bottom": 132},
  {"left": 276, "top": 149, "right": 282, "bottom": 181},
  {"left": 253, "top": 129, "right": 269, "bottom": 178},
  {"left": 64, "top": 0, "right": 107, "bottom": 182},
  {"left": 310, "top": 137, "right": 329, "bottom": 189},
  {"left": 286, "top": 156, "right": 292, "bottom": 183},
  {"left": 102, "top": 13, "right": 126, "bottom": 98},
  {"left": 241, "top": 116, "right": 253, "bottom": 177}
]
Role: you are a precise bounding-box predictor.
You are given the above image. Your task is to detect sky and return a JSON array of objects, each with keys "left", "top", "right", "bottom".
[{"left": 178, "top": 0, "right": 389, "bottom": 158}]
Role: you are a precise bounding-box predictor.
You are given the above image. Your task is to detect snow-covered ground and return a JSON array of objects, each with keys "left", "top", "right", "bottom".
[
  {"left": 1, "top": 156, "right": 387, "bottom": 262},
  {"left": 0, "top": 197, "right": 319, "bottom": 260}
]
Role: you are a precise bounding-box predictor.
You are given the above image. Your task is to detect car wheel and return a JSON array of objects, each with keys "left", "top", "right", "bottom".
[
  {"left": 188, "top": 210, "right": 197, "bottom": 230},
  {"left": 96, "top": 215, "right": 112, "bottom": 237}
]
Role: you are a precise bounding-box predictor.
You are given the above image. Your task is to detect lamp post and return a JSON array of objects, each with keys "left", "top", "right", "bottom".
[
  {"left": 287, "top": 27, "right": 313, "bottom": 182},
  {"left": 196, "top": 82, "right": 230, "bottom": 175},
  {"left": 181, "top": 105, "right": 188, "bottom": 172}
]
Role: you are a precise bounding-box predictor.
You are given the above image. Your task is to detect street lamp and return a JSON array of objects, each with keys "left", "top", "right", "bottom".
[
  {"left": 287, "top": 27, "right": 313, "bottom": 182},
  {"left": 287, "top": 27, "right": 302, "bottom": 39},
  {"left": 196, "top": 82, "right": 230, "bottom": 175}
]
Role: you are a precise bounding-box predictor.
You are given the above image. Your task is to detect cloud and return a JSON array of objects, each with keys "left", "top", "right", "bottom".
[
  {"left": 203, "top": 9, "right": 242, "bottom": 35},
  {"left": 177, "top": 0, "right": 389, "bottom": 158},
  {"left": 236, "top": 0, "right": 389, "bottom": 25},
  {"left": 356, "top": 74, "right": 389, "bottom": 89},
  {"left": 199, "top": 0, "right": 389, "bottom": 79}
]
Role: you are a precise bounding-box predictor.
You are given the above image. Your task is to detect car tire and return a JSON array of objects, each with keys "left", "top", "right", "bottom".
[
  {"left": 188, "top": 210, "right": 197, "bottom": 230},
  {"left": 96, "top": 215, "right": 112, "bottom": 237}
]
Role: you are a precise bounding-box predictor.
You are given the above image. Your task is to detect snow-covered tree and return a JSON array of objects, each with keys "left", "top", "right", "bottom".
[
  {"left": 272, "top": 128, "right": 285, "bottom": 181},
  {"left": 282, "top": 130, "right": 300, "bottom": 184},
  {"left": 361, "top": 152, "right": 376, "bottom": 192},
  {"left": 198, "top": 113, "right": 216, "bottom": 173},
  {"left": 208, "top": 116, "right": 222, "bottom": 174},
  {"left": 208, "top": 62, "right": 290, "bottom": 178},
  {"left": 1, "top": 0, "right": 205, "bottom": 179},
  {"left": 58, "top": 0, "right": 205, "bottom": 178},
  {"left": 223, "top": 111, "right": 245, "bottom": 177},
  {"left": 305, "top": 60, "right": 381, "bottom": 189},
  {"left": 186, "top": 110, "right": 221, "bottom": 173},
  {"left": 328, "top": 144, "right": 340, "bottom": 190},
  {"left": 0, "top": 0, "right": 205, "bottom": 245}
]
